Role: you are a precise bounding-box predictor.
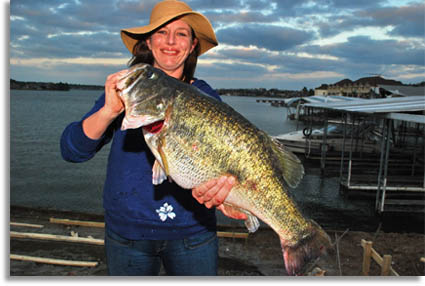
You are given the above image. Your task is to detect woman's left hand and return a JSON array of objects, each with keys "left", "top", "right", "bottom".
[{"left": 192, "top": 176, "right": 247, "bottom": 220}]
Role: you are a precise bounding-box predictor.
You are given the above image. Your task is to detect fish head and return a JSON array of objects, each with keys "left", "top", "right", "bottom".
[{"left": 118, "top": 63, "right": 173, "bottom": 130}]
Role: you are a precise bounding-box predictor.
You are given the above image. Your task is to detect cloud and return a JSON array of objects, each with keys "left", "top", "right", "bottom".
[
  {"left": 327, "top": 0, "right": 385, "bottom": 9},
  {"left": 216, "top": 24, "right": 314, "bottom": 51},
  {"left": 10, "top": 1, "right": 134, "bottom": 60},
  {"left": 316, "top": 2, "right": 425, "bottom": 38},
  {"left": 311, "top": 36, "right": 424, "bottom": 65},
  {"left": 9, "top": 0, "right": 425, "bottom": 89},
  {"left": 189, "top": 0, "right": 245, "bottom": 10},
  {"left": 206, "top": 10, "right": 275, "bottom": 25},
  {"left": 362, "top": 3, "right": 425, "bottom": 37}
]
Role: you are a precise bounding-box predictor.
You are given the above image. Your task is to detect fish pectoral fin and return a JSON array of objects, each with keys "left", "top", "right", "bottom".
[
  {"left": 152, "top": 160, "right": 168, "bottom": 185},
  {"left": 271, "top": 137, "right": 305, "bottom": 188},
  {"left": 220, "top": 204, "right": 260, "bottom": 233},
  {"left": 153, "top": 138, "right": 173, "bottom": 184},
  {"left": 244, "top": 213, "right": 260, "bottom": 233}
]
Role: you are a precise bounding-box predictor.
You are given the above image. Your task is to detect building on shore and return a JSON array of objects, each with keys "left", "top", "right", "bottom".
[{"left": 313, "top": 76, "right": 423, "bottom": 99}]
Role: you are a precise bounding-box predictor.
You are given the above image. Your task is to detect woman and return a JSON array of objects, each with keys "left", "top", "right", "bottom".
[{"left": 60, "top": 0, "right": 245, "bottom": 276}]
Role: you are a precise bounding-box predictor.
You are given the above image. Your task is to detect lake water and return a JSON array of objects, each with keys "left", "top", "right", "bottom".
[{"left": 10, "top": 89, "right": 421, "bottom": 232}]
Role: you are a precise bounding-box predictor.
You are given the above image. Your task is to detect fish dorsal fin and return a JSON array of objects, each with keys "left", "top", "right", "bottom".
[{"left": 270, "top": 137, "right": 304, "bottom": 188}]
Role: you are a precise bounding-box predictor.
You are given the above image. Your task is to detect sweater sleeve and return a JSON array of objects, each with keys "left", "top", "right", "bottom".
[
  {"left": 60, "top": 93, "right": 115, "bottom": 163},
  {"left": 192, "top": 79, "right": 222, "bottom": 102}
]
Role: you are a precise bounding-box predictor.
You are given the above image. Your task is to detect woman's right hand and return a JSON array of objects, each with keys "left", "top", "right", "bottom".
[
  {"left": 82, "top": 69, "right": 129, "bottom": 140},
  {"left": 102, "top": 69, "right": 129, "bottom": 119}
]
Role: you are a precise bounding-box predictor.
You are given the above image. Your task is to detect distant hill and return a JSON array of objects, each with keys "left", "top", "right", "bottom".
[
  {"left": 10, "top": 79, "right": 104, "bottom": 91},
  {"left": 327, "top": 76, "right": 403, "bottom": 88},
  {"left": 354, "top": 76, "right": 402, "bottom": 86},
  {"left": 334, "top": 78, "right": 353, "bottom": 86}
]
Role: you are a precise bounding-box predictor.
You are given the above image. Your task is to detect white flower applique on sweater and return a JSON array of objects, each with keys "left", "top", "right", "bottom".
[{"left": 156, "top": 202, "right": 176, "bottom": 222}]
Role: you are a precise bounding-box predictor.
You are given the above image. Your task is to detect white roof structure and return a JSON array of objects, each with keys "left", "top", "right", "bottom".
[
  {"left": 303, "top": 96, "right": 425, "bottom": 124},
  {"left": 377, "top": 85, "right": 425, "bottom": 97},
  {"left": 284, "top": 95, "right": 366, "bottom": 106}
]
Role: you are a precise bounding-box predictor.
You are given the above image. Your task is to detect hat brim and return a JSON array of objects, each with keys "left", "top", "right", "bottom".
[{"left": 121, "top": 11, "right": 218, "bottom": 56}]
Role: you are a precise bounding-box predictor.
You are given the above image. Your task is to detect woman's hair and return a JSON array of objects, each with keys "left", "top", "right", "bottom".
[{"left": 127, "top": 27, "right": 200, "bottom": 84}]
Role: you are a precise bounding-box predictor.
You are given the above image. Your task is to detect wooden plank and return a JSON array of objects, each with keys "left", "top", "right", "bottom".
[
  {"left": 10, "top": 254, "right": 98, "bottom": 267},
  {"left": 381, "top": 255, "right": 392, "bottom": 276},
  {"left": 361, "top": 239, "right": 399, "bottom": 276},
  {"left": 10, "top": 231, "right": 104, "bottom": 246},
  {"left": 361, "top": 239, "right": 372, "bottom": 275},
  {"left": 217, "top": 231, "right": 249, "bottom": 239},
  {"left": 10, "top": 222, "right": 44, "bottom": 229},
  {"left": 49, "top": 218, "right": 249, "bottom": 239},
  {"left": 11, "top": 230, "right": 248, "bottom": 244},
  {"left": 369, "top": 245, "right": 384, "bottom": 266},
  {"left": 49, "top": 217, "right": 105, "bottom": 228}
]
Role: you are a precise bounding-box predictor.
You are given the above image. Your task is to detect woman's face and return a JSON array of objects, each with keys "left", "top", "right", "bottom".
[{"left": 147, "top": 19, "right": 198, "bottom": 79}]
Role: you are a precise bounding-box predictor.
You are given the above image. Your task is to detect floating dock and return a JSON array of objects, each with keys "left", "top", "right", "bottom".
[
  {"left": 299, "top": 96, "right": 425, "bottom": 213},
  {"left": 256, "top": 99, "right": 286, "bottom": 107}
]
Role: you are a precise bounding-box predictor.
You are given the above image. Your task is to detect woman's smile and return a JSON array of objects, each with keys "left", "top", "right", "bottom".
[{"left": 161, "top": 48, "right": 179, "bottom": 55}]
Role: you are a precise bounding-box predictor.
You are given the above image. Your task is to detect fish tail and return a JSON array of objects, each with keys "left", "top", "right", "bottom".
[{"left": 280, "top": 220, "right": 332, "bottom": 276}]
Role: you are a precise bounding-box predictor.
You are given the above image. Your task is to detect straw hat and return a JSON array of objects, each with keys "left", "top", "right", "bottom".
[{"left": 120, "top": 0, "right": 218, "bottom": 56}]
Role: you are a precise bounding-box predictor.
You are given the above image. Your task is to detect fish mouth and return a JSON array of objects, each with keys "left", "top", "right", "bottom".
[
  {"left": 121, "top": 115, "right": 164, "bottom": 134},
  {"left": 143, "top": 120, "right": 164, "bottom": 134},
  {"left": 117, "top": 63, "right": 165, "bottom": 133},
  {"left": 121, "top": 113, "right": 162, "bottom": 131}
]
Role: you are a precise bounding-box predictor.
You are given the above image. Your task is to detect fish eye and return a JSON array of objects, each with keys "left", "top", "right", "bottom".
[{"left": 146, "top": 69, "right": 157, "bottom": 80}]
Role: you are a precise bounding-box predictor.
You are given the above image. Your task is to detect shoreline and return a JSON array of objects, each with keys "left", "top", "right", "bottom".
[
  {"left": 11, "top": 192, "right": 425, "bottom": 234},
  {"left": 9, "top": 205, "right": 425, "bottom": 276}
]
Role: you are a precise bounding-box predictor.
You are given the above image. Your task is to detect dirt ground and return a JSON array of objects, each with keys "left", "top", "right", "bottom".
[{"left": 9, "top": 206, "right": 425, "bottom": 277}]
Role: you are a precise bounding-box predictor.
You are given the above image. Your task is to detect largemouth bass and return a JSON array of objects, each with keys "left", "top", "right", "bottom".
[{"left": 118, "top": 63, "right": 332, "bottom": 275}]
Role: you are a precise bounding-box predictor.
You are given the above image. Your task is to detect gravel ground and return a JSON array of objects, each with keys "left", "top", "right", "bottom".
[{"left": 9, "top": 206, "right": 425, "bottom": 277}]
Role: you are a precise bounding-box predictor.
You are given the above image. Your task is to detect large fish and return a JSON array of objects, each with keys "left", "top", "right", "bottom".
[{"left": 117, "top": 63, "right": 332, "bottom": 275}]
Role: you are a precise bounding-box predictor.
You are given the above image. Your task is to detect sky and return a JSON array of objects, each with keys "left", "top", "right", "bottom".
[{"left": 9, "top": 0, "right": 425, "bottom": 90}]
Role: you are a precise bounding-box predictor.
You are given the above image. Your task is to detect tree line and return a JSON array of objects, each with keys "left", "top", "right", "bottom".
[
  {"left": 10, "top": 79, "right": 104, "bottom": 91},
  {"left": 217, "top": 87, "right": 314, "bottom": 98}
]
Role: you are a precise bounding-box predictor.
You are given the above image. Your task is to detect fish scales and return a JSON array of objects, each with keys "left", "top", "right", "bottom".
[
  {"left": 169, "top": 92, "right": 304, "bottom": 224},
  {"left": 119, "top": 64, "right": 332, "bottom": 275},
  {"left": 169, "top": 99, "right": 309, "bottom": 244}
]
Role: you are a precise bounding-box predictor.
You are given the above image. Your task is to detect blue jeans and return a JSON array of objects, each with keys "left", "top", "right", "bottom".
[{"left": 105, "top": 227, "right": 218, "bottom": 276}]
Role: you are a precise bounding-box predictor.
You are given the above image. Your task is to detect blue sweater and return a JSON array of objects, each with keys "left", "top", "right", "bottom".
[{"left": 60, "top": 79, "right": 221, "bottom": 240}]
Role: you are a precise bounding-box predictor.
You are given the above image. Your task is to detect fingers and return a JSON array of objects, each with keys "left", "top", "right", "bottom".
[
  {"left": 217, "top": 204, "right": 248, "bottom": 220},
  {"left": 192, "top": 178, "right": 218, "bottom": 201},
  {"left": 211, "top": 176, "right": 235, "bottom": 207},
  {"left": 192, "top": 177, "right": 222, "bottom": 206},
  {"left": 105, "top": 74, "right": 118, "bottom": 97},
  {"left": 192, "top": 176, "right": 235, "bottom": 208},
  {"left": 103, "top": 69, "right": 129, "bottom": 116},
  {"left": 105, "top": 69, "right": 129, "bottom": 92},
  {"left": 192, "top": 176, "right": 247, "bottom": 221},
  {"left": 113, "top": 69, "right": 130, "bottom": 91}
]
